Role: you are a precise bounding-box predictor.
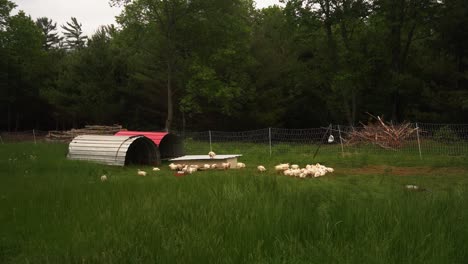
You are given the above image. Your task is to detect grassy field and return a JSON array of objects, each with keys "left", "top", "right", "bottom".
[{"left": 1, "top": 143, "right": 468, "bottom": 263}]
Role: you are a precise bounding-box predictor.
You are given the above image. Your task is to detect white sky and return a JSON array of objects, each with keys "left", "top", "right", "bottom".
[{"left": 12, "top": 0, "right": 284, "bottom": 36}]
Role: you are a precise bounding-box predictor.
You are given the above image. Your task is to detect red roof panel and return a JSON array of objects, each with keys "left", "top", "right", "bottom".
[{"left": 115, "top": 131, "right": 168, "bottom": 146}]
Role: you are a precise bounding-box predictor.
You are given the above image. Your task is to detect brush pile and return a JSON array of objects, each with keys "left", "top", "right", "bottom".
[
  {"left": 345, "top": 115, "right": 417, "bottom": 150},
  {"left": 47, "top": 125, "right": 123, "bottom": 142}
]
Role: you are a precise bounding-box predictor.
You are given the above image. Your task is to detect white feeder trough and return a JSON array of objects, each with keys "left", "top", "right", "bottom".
[{"left": 169, "top": 154, "right": 242, "bottom": 169}]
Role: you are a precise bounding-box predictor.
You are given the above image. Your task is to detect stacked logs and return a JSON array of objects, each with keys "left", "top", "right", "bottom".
[
  {"left": 345, "top": 115, "right": 417, "bottom": 150},
  {"left": 47, "top": 125, "right": 123, "bottom": 142}
]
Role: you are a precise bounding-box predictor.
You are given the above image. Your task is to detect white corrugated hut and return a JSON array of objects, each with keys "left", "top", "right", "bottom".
[{"left": 67, "top": 135, "right": 160, "bottom": 166}]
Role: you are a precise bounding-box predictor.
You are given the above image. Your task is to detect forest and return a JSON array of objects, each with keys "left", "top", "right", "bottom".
[{"left": 0, "top": 0, "right": 467, "bottom": 131}]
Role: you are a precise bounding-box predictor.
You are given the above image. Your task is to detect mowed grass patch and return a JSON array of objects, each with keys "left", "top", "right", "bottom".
[{"left": 0, "top": 143, "right": 468, "bottom": 263}]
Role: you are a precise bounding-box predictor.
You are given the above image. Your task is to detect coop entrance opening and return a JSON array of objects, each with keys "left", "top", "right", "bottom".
[{"left": 125, "top": 137, "right": 160, "bottom": 165}]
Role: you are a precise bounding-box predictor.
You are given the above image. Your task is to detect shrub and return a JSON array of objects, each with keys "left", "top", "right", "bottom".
[{"left": 434, "top": 125, "right": 459, "bottom": 143}]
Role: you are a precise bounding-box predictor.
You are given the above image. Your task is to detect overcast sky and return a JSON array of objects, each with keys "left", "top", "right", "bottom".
[{"left": 13, "top": 0, "right": 284, "bottom": 36}]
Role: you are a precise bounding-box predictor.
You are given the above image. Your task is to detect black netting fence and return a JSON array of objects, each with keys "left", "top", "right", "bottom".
[
  {"left": 173, "top": 123, "right": 468, "bottom": 157},
  {"left": 3, "top": 123, "right": 468, "bottom": 157},
  {"left": 0, "top": 130, "right": 49, "bottom": 144}
]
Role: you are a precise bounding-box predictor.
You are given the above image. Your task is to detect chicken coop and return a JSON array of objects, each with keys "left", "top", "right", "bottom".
[
  {"left": 114, "top": 131, "right": 184, "bottom": 159},
  {"left": 67, "top": 135, "right": 160, "bottom": 166}
]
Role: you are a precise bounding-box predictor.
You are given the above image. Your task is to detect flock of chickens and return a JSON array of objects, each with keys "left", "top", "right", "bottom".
[{"left": 100, "top": 151, "right": 334, "bottom": 181}]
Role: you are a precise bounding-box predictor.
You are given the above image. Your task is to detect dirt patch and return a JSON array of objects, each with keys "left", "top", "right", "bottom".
[{"left": 342, "top": 165, "right": 468, "bottom": 176}]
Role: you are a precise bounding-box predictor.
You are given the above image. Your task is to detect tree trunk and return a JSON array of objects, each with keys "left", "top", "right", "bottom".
[
  {"left": 336, "top": 1, "right": 357, "bottom": 126},
  {"left": 457, "top": 52, "right": 465, "bottom": 90},
  {"left": 389, "top": 0, "right": 404, "bottom": 122},
  {"left": 182, "top": 111, "right": 186, "bottom": 137},
  {"left": 165, "top": 62, "right": 173, "bottom": 132},
  {"left": 344, "top": 96, "right": 352, "bottom": 126},
  {"left": 7, "top": 103, "right": 11, "bottom": 132},
  {"left": 323, "top": 0, "right": 338, "bottom": 70},
  {"left": 15, "top": 113, "right": 19, "bottom": 131},
  {"left": 351, "top": 88, "right": 356, "bottom": 126},
  {"left": 342, "top": 88, "right": 356, "bottom": 126}
]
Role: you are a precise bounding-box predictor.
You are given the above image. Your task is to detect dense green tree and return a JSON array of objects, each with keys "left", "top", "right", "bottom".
[
  {"left": 328, "top": 1, "right": 369, "bottom": 124},
  {"left": 248, "top": 6, "right": 301, "bottom": 127},
  {"left": 43, "top": 26, "right": 127, "bottom": 127},
  {"left": 286, "top": 0, "right": 382, "bottom": 125},
  {"left": 0, "top": 0, "right": 14, "bottom": 29},
  {"left": 0, "top": 0, "right": 15, "bottom": 129},
  {"left": 112, "top": 0, "right": 257, "bottom": 130},
  {"left": 113, "top": 0, "right": 193, "bottom": 131},
  {"left": 0, "top": 10, "right": 48, "bottom": 130},
  {"left": 180, "top": 0, "right": 256, "bottom": 129},
  {"left": 1, "top": 0, "right": 468, "bottom": 131},
  {"left": 417, "top": 0, "right": 468, "bottom": 121}
]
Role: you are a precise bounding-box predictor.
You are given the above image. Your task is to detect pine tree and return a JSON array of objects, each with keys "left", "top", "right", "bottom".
[
  {"left": 36, "top": 17, "right": 61, "bottom": 50},
  {"left": 61, "top": 17, "right": 87, "bottom": 50}
]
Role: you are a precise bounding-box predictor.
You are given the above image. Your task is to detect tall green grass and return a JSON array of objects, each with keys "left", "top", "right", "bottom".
[{"left": 1, "top": 143, "right": 467, "bottom": 263}]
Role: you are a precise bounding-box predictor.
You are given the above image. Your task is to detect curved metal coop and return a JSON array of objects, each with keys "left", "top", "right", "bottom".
[{"left": 67, "top": 135, "right": 160, "bottom": 166}]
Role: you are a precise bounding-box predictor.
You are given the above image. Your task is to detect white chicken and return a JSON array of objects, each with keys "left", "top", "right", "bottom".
[
  {"left": 222, "top": 162, "right": 231, "bottom": 170},
  {"left": 237, "top": 162, "right": 246, "bottom": 168},
  {"left": 208, "top": 151, "right": 216, "bottom": 159},
  {"left": 168, "top": 163, "right": 178, "bottom": 171}
]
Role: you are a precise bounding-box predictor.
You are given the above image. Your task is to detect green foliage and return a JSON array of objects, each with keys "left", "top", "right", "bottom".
[
  {"left": 0, "top": 0, "right": 15, "bottom": 29},
  {"left": 42, "top": 26, "right": 127, "bottom": 127},
  {"left": 434, "top": 126, "right": 459, "bottom": 143},
  {"left": 0, "top": 10, "right": 49, "bottom": 130},
  {"left": 1, "top": 0, "right": 468, "bottom": 130}
]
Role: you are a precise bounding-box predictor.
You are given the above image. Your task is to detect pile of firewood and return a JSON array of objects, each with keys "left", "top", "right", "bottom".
[
  {"left": 47, "top": 125, "right": 124, "bottom": 142},
  {"left": 344, "top": 115, "right": 418, "bottom": 150}
]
